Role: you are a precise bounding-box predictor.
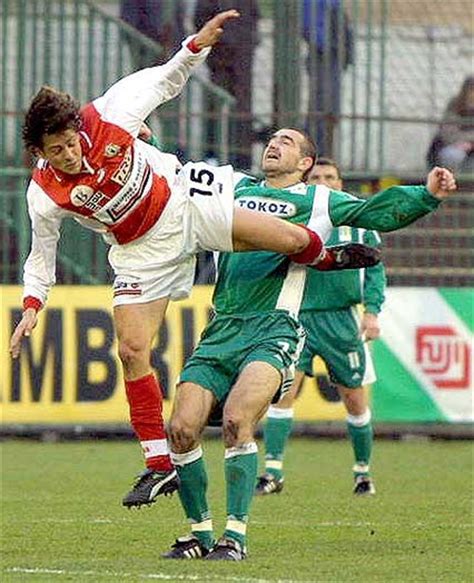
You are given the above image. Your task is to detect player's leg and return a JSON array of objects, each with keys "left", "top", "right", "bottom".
[
  {"left": 232, "top": 207, "right": 314, "bottom": 253},
  {"left": 255, "top": 370, "right": 303, "bottom": 496},
  {"left": 114, "top": 299, "right": 178, "bottom": 507},
  {"left": 233, "top": 208, "right": 380, "bottom": 270},
  {"left": 164, "top": 320, "right": 238, "bottom": 559},
  {"left": 205, "top": 361, "right": 281, "bottom": 561},
  {"left": 182, "top": 162, "right": 380, "bottom": 269},
  {"left": 162, "top": 381, "right": 216, "bottom": 558},
  {"left": 108, "top": 226, "right": 197, "bottom": 507},
  {"left": 257, "top": 313, "right": 317, "bottom": 495},
  {"left": 338, "top": 384, "right": 375, "bottom": 496},
  {"left": 320, "top": 308, "right": 376, "bottom": 495}
]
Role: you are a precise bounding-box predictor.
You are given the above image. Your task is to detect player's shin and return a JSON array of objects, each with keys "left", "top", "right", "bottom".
[
  {"left": 263, "top": 406, "right": 294, "bottom": 480},
  {"left": 347, "top": 409, "right": 373, "bottom": 477},
  {"left": 289, "top": 226, "right": 382, "bottom": 271},
  {"left": 224, "top": 442, "right": 258, "bottom": 549},
  {"left": 125, "top": 374, "right": 173, "bottom": 471},
  {"left": 288, "top": 225, "right": 326, "bottom": 266},
  {"left": 172, "top": 447, "right": 214, "bottom": 550}
]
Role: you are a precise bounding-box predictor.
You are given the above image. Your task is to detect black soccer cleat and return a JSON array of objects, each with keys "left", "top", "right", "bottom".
[
  {"left": 353, "top": 475, "right": 376, "bottom": 496},
  {"left": 254, "top": 473, "right": 284, "bottom": 496},
  {"left": 122, "top": 468, "right": 179, "bottom": 508},
  {"left": 205, "top": 536, "right": 247, "bottom": 561},
  {"left": 318, "top": 243, "right": 381, "bottom": 271},
  {"left": 161, "top": 535, "right": 210, "bottom": 559}
]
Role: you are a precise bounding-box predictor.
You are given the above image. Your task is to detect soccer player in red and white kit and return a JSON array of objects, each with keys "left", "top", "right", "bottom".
[{"left": 9, "top": 10, "right": 380, "bottom": 508}]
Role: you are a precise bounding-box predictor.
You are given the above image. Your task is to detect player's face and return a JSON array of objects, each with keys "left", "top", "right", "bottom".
[
  {"left": 39, "top": 129, "right": 82, "bottom": 174},
  {"left": 307, "top": 164, "right": 342, "bottom": 190},
  {"left": 262, "top": 129, "right": 310, "bottom": 176}
]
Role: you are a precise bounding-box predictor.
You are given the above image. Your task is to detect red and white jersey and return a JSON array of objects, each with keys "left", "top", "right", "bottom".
[{"left": 23, "top": 38, "right": 209, "bottom": 305}]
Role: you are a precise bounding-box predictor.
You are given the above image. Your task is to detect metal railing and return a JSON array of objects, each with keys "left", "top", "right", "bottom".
[{"left": 0, "top": 0, "right": 235, "bottom": 167}]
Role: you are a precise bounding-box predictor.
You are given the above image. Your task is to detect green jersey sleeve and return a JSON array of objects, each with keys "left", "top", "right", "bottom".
[
  {"left": 363, "top": 262, "right": 386, "bottom": 314},
  {"left": 328, "top": 185, "right": 441, "bottom": 231},
  {"left": 362, "top": 229, "right": 386, "bottom": 315}
]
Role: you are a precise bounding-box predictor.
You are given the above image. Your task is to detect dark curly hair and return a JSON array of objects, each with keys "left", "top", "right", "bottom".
[{"left": 22, "top": 86, "right": 82, "bottom": 151}]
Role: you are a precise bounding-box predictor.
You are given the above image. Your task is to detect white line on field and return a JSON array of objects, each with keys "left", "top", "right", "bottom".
[
  {"left": 20, "top": 518, "right": 474, "bottom": 529},
  {"left": 5, "top": 567, "right": 312, "bottom": 583},
  {"left": 251, "top": 520, "right": 473, "bottom": 528}
]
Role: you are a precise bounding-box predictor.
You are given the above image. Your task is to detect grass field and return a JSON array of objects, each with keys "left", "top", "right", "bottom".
[{"left": 1, "top": 437, "right": 472, "bottom": 582}]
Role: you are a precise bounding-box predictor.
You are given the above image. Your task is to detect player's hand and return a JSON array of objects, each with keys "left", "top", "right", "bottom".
[
  {"left": 138, "top": 123, "right": 152, "bottom": 142},
  {"left": 194, "top": 9, "right": 240, "bottom": 49},
  {"left": 10, "top": 308, "right": 38, "bottom": 359},
  {"left": 426, "top": 167, "right": 457, "bottom": 200},
  {"left": 361, "top": 312, "right": 380, "bottom": 341}
]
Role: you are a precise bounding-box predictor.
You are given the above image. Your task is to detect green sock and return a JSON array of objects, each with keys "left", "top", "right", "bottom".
[
  {"left": 263, "top": 406, "right": 294, "bottom": 480},
  {"left": 224, "top": 443, "right": 258, "bottom": 548},
  {"left": 172, "top": 447, "right": 214, "bottom": 550},
  {"left": 347, "top": 411, "right": 373, "bottom": 477}
]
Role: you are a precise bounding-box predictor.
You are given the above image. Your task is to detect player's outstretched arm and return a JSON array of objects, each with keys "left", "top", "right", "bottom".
[
  {"left": 328, "top": 166, "right": 457, "bottom": 232},
  {"left": 426, "top": 167, "right": 457, "bottom": 199},
  {"left": 93, "top": 10, "right": 240, "bottom": 137}
]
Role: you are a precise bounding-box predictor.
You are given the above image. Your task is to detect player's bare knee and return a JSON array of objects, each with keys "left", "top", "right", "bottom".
[
  {"left": 117, "top": 338, "right": 148, "bottom": 372},
  {"left": 222, "top": 411, "right": 249, "bottom": 447},
  {"left": 169, "top": 415, "right": 199, "bottom": 453},
  {"left": 339, "top": 385, "right": 367, "bottom": 416},
  {"left": 223, "top": 419, "right": 240, "bottom": 447}
]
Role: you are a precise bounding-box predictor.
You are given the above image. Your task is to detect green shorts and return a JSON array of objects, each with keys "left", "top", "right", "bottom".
[
  {"left": 297, "top": 307, "right": 376, "bottom": 388},
  {"left": 179, "top": 311, "right": 306, "bottom": 402}
]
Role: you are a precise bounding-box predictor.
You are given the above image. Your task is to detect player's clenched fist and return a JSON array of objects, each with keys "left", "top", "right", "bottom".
[
  {"left": 426, "top": 167, "right": 457, "bottom": 199},
  {"left": 193, "top": 9, "right": 240, "bottom": 50}
]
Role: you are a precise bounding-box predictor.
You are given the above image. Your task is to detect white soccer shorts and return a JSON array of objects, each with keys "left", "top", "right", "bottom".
[
  {"left": 108, "top": 161, "right": 235, "bottom": 306},
  {"left": 179, "top": 161, "right": 235, "bottom": 254}
]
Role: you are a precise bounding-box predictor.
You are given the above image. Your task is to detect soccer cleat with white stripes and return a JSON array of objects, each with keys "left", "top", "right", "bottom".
[
  {"left": 122, "top": 468, "right": 179, "bottom": 508},
  {"left": 353, "top": 475, "right": 376, "bottom": 496},
  {"left": 205, "top": 536, "right": 247, "bottom": 561},
  {"left": 254, "top": 473, "right": 284, "bottom": 496},
  {"left": 161, "top": 535, "right": 210, "bottom": 559}
]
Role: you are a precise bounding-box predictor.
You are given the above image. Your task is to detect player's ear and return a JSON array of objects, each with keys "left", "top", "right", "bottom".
[{"left": 299, "top": 156, "right": 314, "bottom": 174}]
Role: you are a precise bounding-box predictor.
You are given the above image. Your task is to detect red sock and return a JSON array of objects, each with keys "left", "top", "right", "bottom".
[
  {"left": 288, "top": 225, "right": 325, "bottom": 265},
  {"left": 311, "top": 248, "right": 337, "bottom": 270},
  {"left": 125, "top": 374, "right": 173, "bottom": 471}
]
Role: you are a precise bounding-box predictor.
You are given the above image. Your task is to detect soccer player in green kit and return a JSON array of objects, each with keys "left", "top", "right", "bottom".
[
  {"left": 161, "top": 129, "right": 457, "bottom": 561},
  {"left": 256, "top": 157, "right": 385, "bottom": 499}
]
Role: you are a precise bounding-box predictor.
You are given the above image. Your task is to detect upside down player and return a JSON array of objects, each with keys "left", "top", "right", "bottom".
[
  {"left": 256, "top": 157, "right": 386, "bottom": 498},
  {"left": 161, "top": 129, "right": 457, "bottom": 561},
  {"left": 9, "top": 11, "right": 375, "bottom": 509}
]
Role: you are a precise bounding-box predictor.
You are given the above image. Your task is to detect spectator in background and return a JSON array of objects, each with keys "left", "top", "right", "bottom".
[
  {"left": 427, "top": 76, "right": 474, "bottom": 173},
  {"left": 121, "top": 0, "right": 185, "bottom": 67},
  {"left": 194, "top": 0, "right": 260, "bottom": 170},
  {"left": 303, "top": 0, "right": 354, "bottom": 157}
]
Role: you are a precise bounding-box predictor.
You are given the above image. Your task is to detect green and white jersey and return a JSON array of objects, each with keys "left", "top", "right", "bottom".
[
  {"left": 301, "top": 226, "right": 386, "bottom": 313},
  {"left": 212, "top": 174, "right": 440, "bottom": 318}
]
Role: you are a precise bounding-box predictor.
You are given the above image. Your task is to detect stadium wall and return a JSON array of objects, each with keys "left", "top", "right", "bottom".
[{"left": 1, "top": 285, "right": 472, "bottom": 430}]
